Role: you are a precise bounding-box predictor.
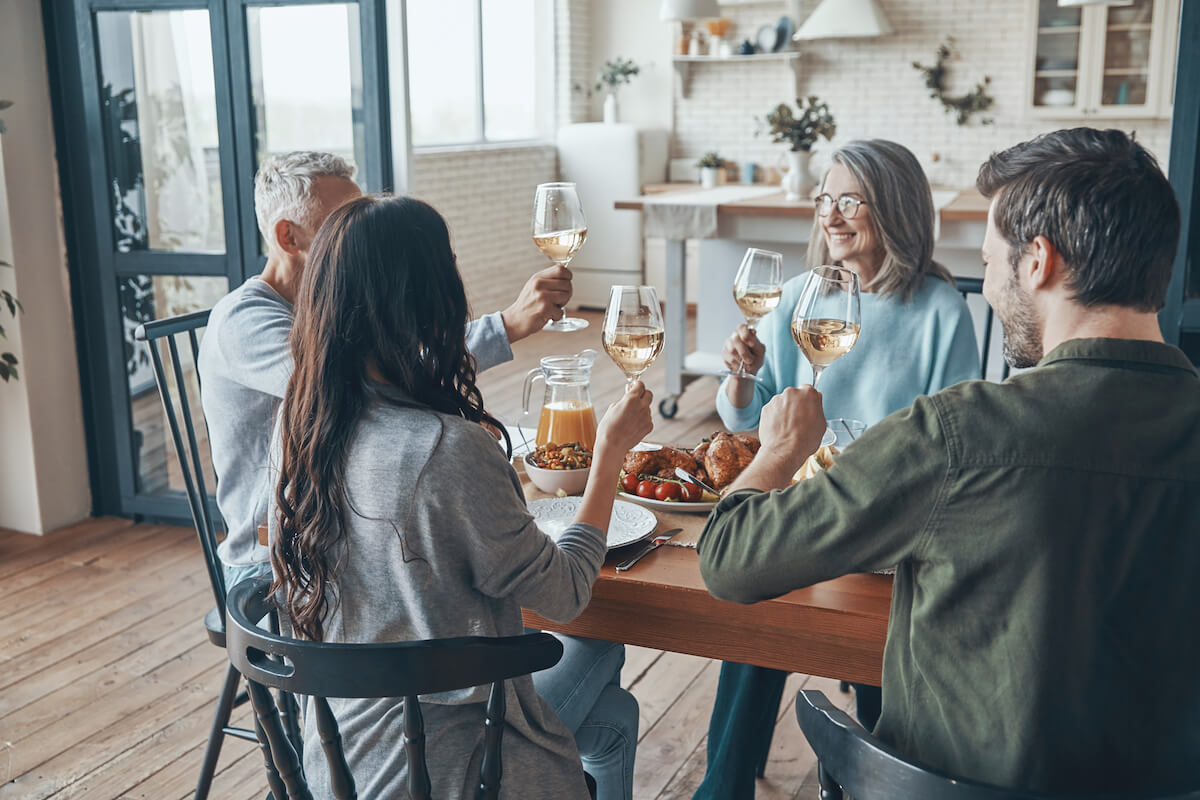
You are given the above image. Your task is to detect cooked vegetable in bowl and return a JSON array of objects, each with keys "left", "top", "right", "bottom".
[{"left": 527, "top": 442, "right": 592, "bottom": 471}]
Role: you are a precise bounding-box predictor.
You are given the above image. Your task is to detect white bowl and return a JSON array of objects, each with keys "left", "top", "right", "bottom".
[{"left": 524, "top": 454, "right": 590, "bottom": 496}]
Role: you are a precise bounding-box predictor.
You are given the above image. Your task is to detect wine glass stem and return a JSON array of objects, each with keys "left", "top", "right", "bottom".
[{"left": 812, "top": 365, "right": 826, "bottom": 389}]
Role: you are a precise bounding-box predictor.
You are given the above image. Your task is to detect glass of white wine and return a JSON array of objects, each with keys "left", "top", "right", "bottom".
[
  {"left": 602, "top": 285, "right": 665, "bottom": 387},
  {"left": 725, "top": 247, "right": 784, "bottom": 381},
  {"left": 791, "top": 265, "right": 861, "bottom": 388},
  {"left": 532, "top": 182, "right": 589, "bottom": 332}
]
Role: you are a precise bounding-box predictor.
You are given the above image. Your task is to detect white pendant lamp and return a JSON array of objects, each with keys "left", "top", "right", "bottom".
[
  {"left": 659, "top": 0, "right": 720, "bottom": 21},
  {"left": 792, "top": 0, "right": 894, "bottom": 40}
]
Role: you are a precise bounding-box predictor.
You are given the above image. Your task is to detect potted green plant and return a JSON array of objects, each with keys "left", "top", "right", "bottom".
[
  {"left": 695, "top": 152, "right": 726, "bottom": 189},
  {"left": 763, "top": 96, "right": 836, "bottom": 200},
  {"left": 589, "top": 57, "right": 639, "bottom": 123}
]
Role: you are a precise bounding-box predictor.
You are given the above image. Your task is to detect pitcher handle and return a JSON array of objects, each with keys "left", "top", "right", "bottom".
[{"left": 522, "top": 368, "right": 545, "bottom": 416}]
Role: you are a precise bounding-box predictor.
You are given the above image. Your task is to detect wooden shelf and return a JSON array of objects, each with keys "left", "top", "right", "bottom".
[{"left": 672, "top": 52, "right": 801, "bottom": 97}]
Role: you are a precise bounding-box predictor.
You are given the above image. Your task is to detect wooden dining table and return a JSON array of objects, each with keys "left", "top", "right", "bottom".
[{"left": 517, "top": 463, "right": 893, "bottom": 686}]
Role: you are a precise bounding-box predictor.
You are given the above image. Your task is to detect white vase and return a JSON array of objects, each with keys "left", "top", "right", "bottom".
[
  {"left": 603, "top": 93, "right": 618, "bottom": 124},
  {"left": 779, "top": 149, "right": 813, "bottom": 201},
  {"left": 699, "top": 167, "right": 720, "bottom": 189}
]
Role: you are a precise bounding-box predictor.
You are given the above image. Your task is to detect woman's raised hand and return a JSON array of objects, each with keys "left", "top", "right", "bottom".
[
  {"left": 722, "top": 324, "right": 765, "bottom": 377},
  {"left": 595, "top": 381, "right": 654, "bottom": 457}
]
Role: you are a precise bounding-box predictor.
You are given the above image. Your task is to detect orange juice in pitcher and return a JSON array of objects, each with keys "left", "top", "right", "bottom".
[
  {"left": 536, "top": 401, "right": 598, "bottom": 450},
  {"left": 523, "top": 350, "right": 599, "bottom": 451}
]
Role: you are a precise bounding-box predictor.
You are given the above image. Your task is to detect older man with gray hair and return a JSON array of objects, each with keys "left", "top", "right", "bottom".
[{"left": 199, "top": 151, "right": 573, "bottom": 590}]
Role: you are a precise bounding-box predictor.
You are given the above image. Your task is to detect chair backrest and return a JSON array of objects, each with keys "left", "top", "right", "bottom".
[
  {"left": 795, "top": 690, "right": 1200, "bottom": 800},
  {"left": 133, "top": 310, "right": 227, "bottom": 615},
  {"left": 226, "top": 576, "right": 565, "bottom": 800},
  {"left": 953, "top": 276, "right": 1011, "bottom": 382}
]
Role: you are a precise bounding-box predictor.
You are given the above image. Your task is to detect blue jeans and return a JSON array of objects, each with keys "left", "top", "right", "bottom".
[
  {"left": 223, "top": 560, "right": 272, "bottom": 595},
  {"left": 693, "top": 662, "right": 881, "bottom": 800},
  {"left": 530, "top": 633, "right": 638, "bottom": 800}
]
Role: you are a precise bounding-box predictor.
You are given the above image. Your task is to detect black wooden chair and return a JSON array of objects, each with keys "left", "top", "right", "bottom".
[
  {"left": 795, "top": 690, "right": 1200, "bottom": 800},
  {"left": 226, "top": 575, "right": 589, "bottom": 800},
  {"left": 955, "top": 276, "right": 1011, "bottom": 382},
  {"left": 134, "top": 310, "right": 299, "bottom": 798}
]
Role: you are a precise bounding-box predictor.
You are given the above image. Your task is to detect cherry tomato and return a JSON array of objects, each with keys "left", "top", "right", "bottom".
[
  {"left": 680, "top": 482, "right": 702, "bottom": 502},
  {"left": 636, "top": 480, "right": 658, "bottom": 499},
  {"left": 655, "top": 482, "right": 682, "bottom": 502},
  {"left": 621, "top": 473, "right": 640, "bottom": 493}
]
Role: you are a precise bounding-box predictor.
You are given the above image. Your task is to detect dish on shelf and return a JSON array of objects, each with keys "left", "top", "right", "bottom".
[
  {"left": 756, "top": 24, "right": 778, "bottom": 53},
  {"left": 774, "top": 16, "right": 794, "bottom": 50},
  {"left": 1038, "top": 88, "right": 1076, "bottom": 106}
]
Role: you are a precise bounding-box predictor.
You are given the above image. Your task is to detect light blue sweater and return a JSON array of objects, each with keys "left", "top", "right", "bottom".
[{"left": 717, "top": 274, "right": 981, "bottom": 430}]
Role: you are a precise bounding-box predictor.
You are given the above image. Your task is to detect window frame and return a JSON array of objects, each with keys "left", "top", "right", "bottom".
[{"left": 406, "top": 0, "right": 556, "bottom": 151}]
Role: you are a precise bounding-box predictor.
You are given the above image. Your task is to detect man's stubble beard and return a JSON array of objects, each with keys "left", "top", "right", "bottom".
[{"left": 998, "top": 268, "right": 1044, "bottom": 370}]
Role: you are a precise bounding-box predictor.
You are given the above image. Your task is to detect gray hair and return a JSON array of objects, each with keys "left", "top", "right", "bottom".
[
  {"left": 254, "top": 151, "right": 357, "bottom": 251},
  {"left": 805, "top": 139, "right": 954, "bottom": 303}
]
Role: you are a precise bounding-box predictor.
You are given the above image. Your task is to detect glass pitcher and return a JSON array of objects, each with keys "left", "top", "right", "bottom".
[{"left": 522, "top": 350, "right": 599, "bottom": 450}]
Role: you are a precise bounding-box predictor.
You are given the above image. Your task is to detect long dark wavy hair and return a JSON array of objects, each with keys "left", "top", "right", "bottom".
[{"left": 272, "top": 195, "right": 508, "bottom": 641}]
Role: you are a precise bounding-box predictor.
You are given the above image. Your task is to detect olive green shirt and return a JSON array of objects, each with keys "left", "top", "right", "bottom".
[{"left": 698, "top": 338, "right": 1200, "bottom": 794}]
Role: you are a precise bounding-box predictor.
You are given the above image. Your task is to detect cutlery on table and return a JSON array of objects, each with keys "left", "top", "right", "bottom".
[
  {"left": 615, "top": 528, "right": 683, "bottom": 572},
  {"left": 673, "top": 467, "right": 719, "bottom": 497}
]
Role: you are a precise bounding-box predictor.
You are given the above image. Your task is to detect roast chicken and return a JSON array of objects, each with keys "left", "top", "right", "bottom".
[
  {"left": 702, "top": 432, "right": 760, "bottom": 489},
  {"left": 621, "top": 432, "right": 761, "bottom": 492},
  {"left": 622, "top": 447, "right": 708, "bottom": 484}
]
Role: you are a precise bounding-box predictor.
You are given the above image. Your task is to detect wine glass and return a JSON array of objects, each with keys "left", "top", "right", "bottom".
[
  {"left": 790, "top": 265, "right": 861, "bottom": 389},
  {"left": 724, "top": 248, "right": 784, "bottom": 381},
  {"left": 602, "top": 285, "right": 665, "bottom": 387},
  {"left": 532, "top": 182, "right": 589, "bottom": 332}
]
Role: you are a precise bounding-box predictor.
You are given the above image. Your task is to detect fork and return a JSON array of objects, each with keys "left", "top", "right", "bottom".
[{"left": 615, "top": 528, "right": 683, "bottom": 572}]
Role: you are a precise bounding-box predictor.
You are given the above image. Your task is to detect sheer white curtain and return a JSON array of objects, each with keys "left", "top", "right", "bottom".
[{"left": 129, "top": 11, "right": 218, "bottom": 252}]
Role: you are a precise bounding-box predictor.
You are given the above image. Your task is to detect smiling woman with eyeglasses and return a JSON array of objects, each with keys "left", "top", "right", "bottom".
[{"left": 700, "top": 140, "right": 984, "bottom": 800}]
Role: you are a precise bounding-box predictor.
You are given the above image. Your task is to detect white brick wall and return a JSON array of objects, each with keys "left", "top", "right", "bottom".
[
  {"left": 409, "top": 145, "right": 558, "bottom": 317},
  {"left": 673, "top": 0, "right": 1173, "bottom": 187}
]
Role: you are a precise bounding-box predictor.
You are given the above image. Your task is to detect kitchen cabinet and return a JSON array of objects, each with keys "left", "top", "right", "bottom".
[{"left": 1025, "top": 0, "right": 1180, "bottom": 119}]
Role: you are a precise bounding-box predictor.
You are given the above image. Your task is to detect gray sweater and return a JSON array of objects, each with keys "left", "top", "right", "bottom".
[
  {"left": 198, "top": 277, "right": 513, "bottom": 570},
  {"left": 267, "top": 388, "right": 604, "bottom": 798}
]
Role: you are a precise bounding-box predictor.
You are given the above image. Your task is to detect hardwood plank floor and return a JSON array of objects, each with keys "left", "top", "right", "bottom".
[{"left": 1, "top": 309, "right": 852, "bottom": 799}]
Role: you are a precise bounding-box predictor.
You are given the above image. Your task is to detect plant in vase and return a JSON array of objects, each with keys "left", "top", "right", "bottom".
[
  {"left": 763, "top": 96, "right": 836, "bottom": 200},
  {"left": 695, "top": 152, "right": 726, "bottom": 189},
  {"left": 574, "top": 57, "right": 640, "bottom": 123}
]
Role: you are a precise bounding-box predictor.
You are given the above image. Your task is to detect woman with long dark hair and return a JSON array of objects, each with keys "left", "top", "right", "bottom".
[{"left": 268, "top": 195, "right": 652, "bottom": 799}]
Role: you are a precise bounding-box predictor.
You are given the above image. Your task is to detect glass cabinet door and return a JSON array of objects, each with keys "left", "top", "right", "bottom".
[
  {"left": 1031, "top": 0, "right": 1085, "bottom": 113},
  {"left": 1096, "top": 0, "right": 1157, "bottom": 112}
]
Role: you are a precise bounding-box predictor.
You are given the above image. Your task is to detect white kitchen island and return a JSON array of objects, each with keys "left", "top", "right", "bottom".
[{"left": 617, "top": 186, "right": 995, "bottom": 417}]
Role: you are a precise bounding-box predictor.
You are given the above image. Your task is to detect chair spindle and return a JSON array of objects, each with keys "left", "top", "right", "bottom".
[
  {"left": 404, "top": 694, "right": 433, "bottom": 800},
  {"left": 314, "top": 696, "right": 357, "bottom": 800},
  {"left": 249, "top": 679, "right": 313, "bottom": 800},
  {"left": 478, "top": 680, "right": 507, "bottom": 800}
]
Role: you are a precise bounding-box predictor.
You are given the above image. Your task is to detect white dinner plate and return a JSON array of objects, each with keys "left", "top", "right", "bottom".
[
  {"left": 616, "top": 491, "right": 717, "bottom": 514},
  {"left": 528, "top": 497, "right": 657, "bottom": 549}
]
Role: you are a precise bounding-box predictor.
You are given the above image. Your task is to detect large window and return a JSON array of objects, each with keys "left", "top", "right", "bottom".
[{"left": 406, "top": 0, "right": 555, "bottom": 147}]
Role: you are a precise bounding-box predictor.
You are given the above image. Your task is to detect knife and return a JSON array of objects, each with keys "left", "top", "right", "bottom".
[
  {"left": 674, "top": 467, "right": 719, "bottom": 497},
  {"left": 615, "top": 528, "right": 683, "bottom": 572}
]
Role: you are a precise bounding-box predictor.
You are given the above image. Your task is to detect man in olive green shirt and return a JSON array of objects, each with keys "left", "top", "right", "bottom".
[{"left": 698, "top": 128, "right": 1200, "bottom": 795}]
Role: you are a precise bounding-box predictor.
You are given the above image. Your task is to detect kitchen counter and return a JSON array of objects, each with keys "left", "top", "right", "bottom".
[{"left": 617, "top": 183, "right": 991, "bottom": 221}]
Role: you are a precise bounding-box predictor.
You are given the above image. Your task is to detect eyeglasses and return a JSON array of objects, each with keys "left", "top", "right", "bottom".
[{"left": 814, "top": 193, "right": 868, "bottom": 219}]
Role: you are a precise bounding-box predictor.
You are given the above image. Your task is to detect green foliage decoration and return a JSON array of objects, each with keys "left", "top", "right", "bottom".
[
  {"left": 763, "top": 96, "right": 836, "bottom": 152},
  {"left": 913, "top": 38, "right": 995, "bottom": 126}
]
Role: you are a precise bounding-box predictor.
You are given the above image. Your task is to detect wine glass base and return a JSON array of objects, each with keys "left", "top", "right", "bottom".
[
  {"left": 719, "top": 370, "right": 764, "bottom": 382},
  {"left": 545, "top": 316, "right": 589, "bottom": 332}
]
